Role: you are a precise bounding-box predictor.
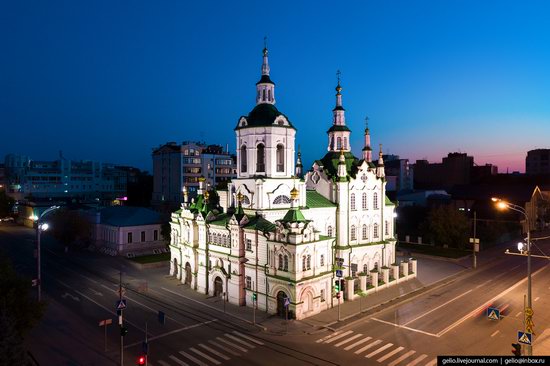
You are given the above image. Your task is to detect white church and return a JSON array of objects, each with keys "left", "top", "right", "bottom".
[{"left": 169, "top": 46, "right": 417, "bottom": 320}]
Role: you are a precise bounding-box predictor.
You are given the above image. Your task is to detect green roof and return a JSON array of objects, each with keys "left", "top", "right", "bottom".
[
  {"left": 327, "top": 125, "right": 351, "bottom": 133},
  {"left": 235, "top": 103, "right": 295, "bottom": 130},
  {"left": 319, "top": 151, "right": 360, "bottom": 179},
  {"left": 385, "top": 195, "right": 395, "bottom": 206},
  {"left": 280, "top": 208, "right": 308, "bottom": 223},
  {"left": 209, "top": 214, "right": 230, "bottom": 227},
  {"left": 306, "top": 190, "right": 336, "bottom": 208},
  {"left": 243, "top": 215, "right": 276, "bottom": 232}
]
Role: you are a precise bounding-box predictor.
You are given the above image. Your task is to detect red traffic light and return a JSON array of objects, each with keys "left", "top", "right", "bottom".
[{"left": 137, "top": 355, "right": 146, "bottom": 365}]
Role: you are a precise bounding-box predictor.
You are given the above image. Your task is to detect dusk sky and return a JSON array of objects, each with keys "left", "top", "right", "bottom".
[{"left": 2, "top": 0, "right": 550, "bottom": 173}]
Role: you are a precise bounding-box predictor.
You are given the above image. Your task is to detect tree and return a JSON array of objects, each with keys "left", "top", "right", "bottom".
[
  {"left": 0, "top": 191, "right": 15, "bottom": 218},
  {"left": 421, "top": 205, "right": 469, "bottom": 249},
  {"left": 49, "top": 209, "right": 92, "bottom": 249}
]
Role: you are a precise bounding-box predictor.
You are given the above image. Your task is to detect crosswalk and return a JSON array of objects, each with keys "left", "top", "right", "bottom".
[
  {"left": 316, "top": 330, "right": 436, "bottom": 366},
  {"left": 149, "top": 330, "right": 264, "bottom": 366}
]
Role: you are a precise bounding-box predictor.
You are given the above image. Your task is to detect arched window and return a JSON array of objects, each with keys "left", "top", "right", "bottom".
[
  {"left": 344, "top": 137, "right": 348, "bottom": 149},
  {"left": 302, "top": 256, "right": 306, "bottom": 271},
  {"left": 257, "top": 143, "right": 265, "bottom": 172},
  {"left": 278, "top": 254, "right": 283, "bottom": 270},
  {"left": 351, "top": 225, "right": 356, "bottom": 240},
  {"left": 362, "top": 193, "right": 367, "bottom": 210},
  {"left": 330, "top": 136, "right": 334, "bottom": 150},
  {"left": 276, "top": 144, "right": 284, "bottom": 172},
  {"left": 350, "top": 193, "right": 356, "bottom": 210},
  {"left": 374, "top": 223, "right": 379, "bottom": 238},
  {"left": 362, "top": 224, "right": 368, "bottom": 240},
  {"left": 284, "top": 255, "right": 288, "bottom": 271},
  {"left": 327, "top": 226, "right": 333, "bottom": 237},
  {"left": 240, "top": 145, "right": 247, "bottom": 172},
  {"left": 262, "top": 89, "right": 266, "bottom": 101},
  {"left": 268, "top": 89, "right": 271, "bottom": 101},
  {"left": 241, "top": 195, "right": 250, "bottom": 205},
  {"left": 373, "top": 192, "right": 379, "bottom": 209},
  {"left": 337, "top": 137, "right": 342, "bottom": 150},
  {"left": 363, "top": 264, "right": 368, "bottom": 273},
  {"left": 306, "top": 255, "right": 311, "bottom": 270},
  {"left": 273, "top": 195, "right": 291, "bottom": 204}
]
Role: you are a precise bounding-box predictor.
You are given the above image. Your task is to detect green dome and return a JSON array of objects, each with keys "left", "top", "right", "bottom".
[{"left": 235, "top": 103, "right": 295, "bottom": 130}]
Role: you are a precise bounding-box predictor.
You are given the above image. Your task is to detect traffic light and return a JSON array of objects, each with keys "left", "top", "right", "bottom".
[
  {"left": 120, "top": 326, "right": 128, "bottom": 337},
  {"left": 252, "top": 293, "right": 257, "bottom": 301},
  {"left": 511, "top": 343, "right": 521, "bottom": 356},
  {"left": 334, "top": 280, "right": 340, "bottom": 292},
  {"left": 137, "top": 355, "right": 146, "bottom": 365}
]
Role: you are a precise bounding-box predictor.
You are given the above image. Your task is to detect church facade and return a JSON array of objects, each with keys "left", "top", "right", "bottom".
[{"left": 168, "top": 46, "right": 416, "bottom": 320}]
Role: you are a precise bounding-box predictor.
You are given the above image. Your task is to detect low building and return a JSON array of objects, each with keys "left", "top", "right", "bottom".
[{"left": 88, "top": 206, "right": 166, "bottom": 257}]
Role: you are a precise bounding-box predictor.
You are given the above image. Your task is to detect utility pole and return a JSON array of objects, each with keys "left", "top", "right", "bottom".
[
  {"left": 36, "top": 224, "right": 42, "bottom": 302},
  {"left": 473, "top": 211, "right": 477, "bottom": 269},
  {"left": 119, "top": 271, "right": 124, "bottom": 366}
]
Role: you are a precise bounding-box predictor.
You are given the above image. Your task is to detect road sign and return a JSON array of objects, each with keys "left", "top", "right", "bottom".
[
  {"left": 116, "top": 299, "right": 127, "bottom": 310},
  {"left": 336, "top": 269, "right": 343, "bottom": 278},
  {"left": 487, "top": 307, "right": 500, "bottom": 321},
  {"left": 284, "top": 297, "right": 290, "bottom": 308},
  {"left": 469, "top": 238, "right": 480, "bottom": 244},
  {"left": 99, "top": 318, "right": 112, "bottom": 327},
  {"left": 518, "top": 331, "right": 532, "bottom": 345}
]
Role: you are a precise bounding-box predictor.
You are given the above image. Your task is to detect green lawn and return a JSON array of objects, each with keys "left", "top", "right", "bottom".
[
  {"left": 398, "top": 243, "right": 471, "bottom": 259},
  {"left": 129, "top": 252, "right": 170, "bottom": 264}
]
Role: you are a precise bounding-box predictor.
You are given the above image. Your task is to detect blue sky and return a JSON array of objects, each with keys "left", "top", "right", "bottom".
[{"left": 2, "top": 0, "right": 550, "bottom": 172}]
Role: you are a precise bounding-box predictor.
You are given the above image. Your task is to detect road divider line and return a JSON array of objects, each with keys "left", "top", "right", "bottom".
[
  {"left": 436, "top": 264, "right": 548, "bottom": 337},
  {"left": 491, "top": 330, "right": 500, "bottom": 337},
  {"left": 371, "top": 318, "right": 439, "bottom": 337},
  {"left": 403, "top": 289, "right": 473, "bottom": 326},
  {"left": 124, "top": 320, "right": 217, "bottom": 348}
]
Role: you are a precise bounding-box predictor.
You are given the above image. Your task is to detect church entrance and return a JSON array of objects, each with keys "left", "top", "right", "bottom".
[
  {"left": 276, "top": 291, "right": 288, "bottom": 318},
  {"left": 184, "top": 263, "right": 192, "bottom": 286},
  {"left": 214, "top": 277, "right": 223, "bottom": 297}
]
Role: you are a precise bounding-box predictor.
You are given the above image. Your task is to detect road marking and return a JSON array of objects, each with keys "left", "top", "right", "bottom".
[
  {"left": 232, "top": 331, "right": 264, "bottom": 345},
  {"left": 535, "top": 297, "right": 540, "bottom": 302},
  {"left": 403, "top": 289, "right": 473, "bottom": 326},
  {"left": 436, "top": 264, "right": 548, "bottom": 337},
  {"left": 158, "top": 360, "right": 171, "bottom": 366},
  {"left": 491, "top": 330, "right": 500, "bottom": 337},
  {"left": 124, "top": 320, "right": 218, "bottom": 348},
  {"left": 388, "top": 350, "right": 416, "bottom": 366},
  {"left": 475, "top": 279, "right": 493, "bottom": 289},
  {"left": 376, "top": 346, "right": 404, "bottom": 362},
  {"left": 179, "top": 350, "right": 208, "bottom": 366},
  {"left": 516, "top": 311, "right": 522, "bottom": 317},
  {"left": 324, "top": 330, "right": 354, "bottom": 344},
  {"left": 208, "top": 340, "right": 240, "bottom": 356},
  {"left": 354, "top": 340, "right": 382, "bottom": 354},
  {"left": 335, "top": 333, "right": 363, "bottom": 347},
  {"left": 198, "top": 343, "right": 231, "bottom": 360},
  {"left": 366, "top": 343, "right": 393, "bottom": 358},
  {"left": 405, "top": 354, "right": 428, "bottom": 366},
  {"left": 169, "top": 355, "right": 189, "bottom": 366},
  {"left": 316, "top": 331, "right": 342, "bottom": 343},
  {"left": 61, "top": 292, "right": 80, "bottom": 302},
  {"left": 225, "top": 333, "right": 255, "bottom": 348},
  {"left": 372, "top": 318, "right": 439, "bottom": 337},
  {"left": 216, "top": 336, "right": 248, "bottom": 352},
  {"left": 344, "top": 336, "right": 372, "bottom": 351},
  {"left": 426, "top": 359, "right": 437, "bottom": 366},
  {"left": 88, "top": 287, "right": 103, "bottom": 296},
  {"left": 189, "top": 347, "right": 221, "bottom": 365}
]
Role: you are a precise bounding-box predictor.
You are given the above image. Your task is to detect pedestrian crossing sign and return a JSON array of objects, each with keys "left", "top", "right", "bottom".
[
  {"left": 518, "top": 331, "right": 532, "bottom": 345},
  {"left": 487, "top": 307, "right": 500, "bottom": 321}
]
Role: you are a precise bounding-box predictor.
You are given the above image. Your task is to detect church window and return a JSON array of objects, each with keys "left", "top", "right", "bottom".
[
  {"left": 350, "top": 193, "right": 356, "bottom": 210},
  {"left": 276, "top": 144, "right": 284, "bottom": 172},
  {"left": 327, "top": 226, "right": 333, "bottom": 237},
  {"left": 330, "top": 136, "right": 334, "bottom": 150},
  {"left": 373, "top": 192, "right": 379, "bottom": 209},
  {"left": 363, "top": 264, "right": 368, "bottom": 273},
  {"left": 362, "top": 224, "right": 368, "bottom": 240},
  {"left": 374, "top": 223, "right": 379, "bottom": 238},
  {"left": 320, "top": 254, "right": 324, "bottom": 267},
  {"left": 278, "top": 254, "right": 283, "bottom": 270},
  {"left": 284, "top": 255, "right": 288, "bottom": 271},
  {"left": 302, "top": 256, "right": 306, "bottom": 271},
  {"left": 241, "top": 195, "right": 250, "bottom": 205},
  {"left": 246, "top": 276, "right": 252, "bottom": 289},
  {"left": 385, "top": 221, "right": 389, "bottom": 235},
  {"left": 351, "top": 263, "right": 357, "bottom": 277},
  {"left": 306, "top": 255, "right": 311, "bottom": 270},
  {"left": 337, "top": 137, "right": 342, "bottom": 150},
  {"left": 344, "top": 137, "right": 348, "bottom": 149},
  {"left": 246, "top": 238, "right": 252, "bottom": 251},
  {"left": 262, "top": 89, "right": 266, "bottom": 101},
  {"left": 257, "top": 144, "right": 265, "bottom": 172},
  {"left": 273, "top": 195, "right": 291, "bottom": 204},
  {"left": 268, "top": 89, "right": 272, "bottom": 101},
  {"left": 362, "top": 193, "right": 367, "bottom": 210},
  {"left": 240, "top": 145, "right": 247, "bottom": 172},
  {"left": 351, "top": 225, "right": 356, "bottom": 240},
  {"left": 320, "top": 289, "right": 325, "bottom": 302}
]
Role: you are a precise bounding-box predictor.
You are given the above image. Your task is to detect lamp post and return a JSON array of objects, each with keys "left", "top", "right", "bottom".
[
  {"left": 492, "top": 198, "right": 532, "bottom": 355},
  {"left": 31, "top": 205, "right": 59, "bottom": 302}
]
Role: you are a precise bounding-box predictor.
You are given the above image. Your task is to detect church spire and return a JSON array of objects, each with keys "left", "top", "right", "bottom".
[
  {"left": 295, "top": 145, "right": 303, "bottom": 178},
  {"left": 256, "top": 38, "right": 275, "bottom": 105},
  {"left": 327, "top": 70, "right": 351, "bottom": 153},
  {"left": 362, "top": 116, "right": 372, "bottom": 162},
  {"left": 377, "top": 144, "right": 385, "bottom": 178}
]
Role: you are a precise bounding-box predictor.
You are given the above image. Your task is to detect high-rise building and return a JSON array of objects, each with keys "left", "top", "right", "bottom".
[
  {"left": 526, "top": 149, "right": 550, "bottom": 175},
  {"left": 151, "top": 142, "right": 236, "bottom": 211}
]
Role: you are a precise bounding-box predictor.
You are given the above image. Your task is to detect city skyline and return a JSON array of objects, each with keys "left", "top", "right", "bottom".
[{"left": 3, "top": 1, "right": 550, "bottom": 173}]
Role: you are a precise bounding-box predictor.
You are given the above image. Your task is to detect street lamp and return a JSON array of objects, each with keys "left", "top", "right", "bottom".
[
  {"left": 31, "top": 205, "right": 59, "bottom": 302},
  {"left": 492, "top": 197, "right": 533, "bottom": 355}
]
